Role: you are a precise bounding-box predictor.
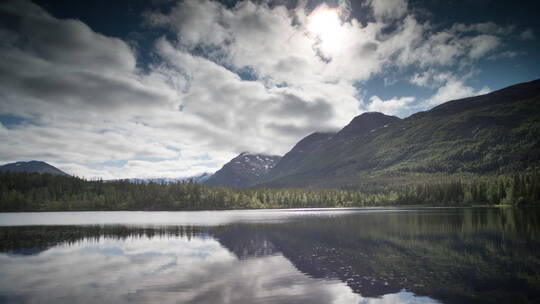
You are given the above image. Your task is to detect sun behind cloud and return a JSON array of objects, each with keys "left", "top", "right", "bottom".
[{"left": 306, "top": 5, "right": 347, "bottom": 57}]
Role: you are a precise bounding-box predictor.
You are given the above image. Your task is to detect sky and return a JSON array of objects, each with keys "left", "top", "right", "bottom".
[{"left": 0, "top": 0, "right": 539, "bottom": 179}]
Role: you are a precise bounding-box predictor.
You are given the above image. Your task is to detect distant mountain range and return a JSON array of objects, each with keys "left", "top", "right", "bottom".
[
  {"left": 206, "top": 78, "right": 540, "bottom": 188},
  {"left": 124, "top": 172, "right": 213, "bottom": 184},
  {"left": 0, "top": 161, "right": 68, "bottom": 176},
  {"left": 0, "top": 161, "right": 213, "bottom": 184}
]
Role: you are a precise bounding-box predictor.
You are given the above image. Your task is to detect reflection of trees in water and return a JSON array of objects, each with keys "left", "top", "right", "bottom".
[
  {"left": 339, "top": 209, "right": 540, "bottom": 302},
  {"left": 1, "top": 208, "right": 540, "bottom": 303},
  {"left": 0, "top": 225, "right": 211, "bottom": 254},
  {"left": 216, "top": 208, "right": 540, "bottom": 303}
]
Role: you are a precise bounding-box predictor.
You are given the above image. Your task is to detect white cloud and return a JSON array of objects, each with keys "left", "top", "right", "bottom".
[
  {"left": 153, "top": 38, "right": 348, "bottom": 152},
  {"left": 369, "top": 0, "right": 407, "bottom": 20},
  {"left": 410, "top": 71, "right": 431, "bottom": 87},
  {"left": 0, "top": 0, "right": 220, "bottom": 178},
  {"left": 0, "top": 1, "right": 135, "bottom": 73},
  {"left": 367, "top": 96, "right": 415, "bottom": 116},
  {"left": 423, "top": 77, "right": 491, "bottom": 106},
  {"left": 146, "top": 0, "right": 229, "bottom": 47},
  {"left": 468, "top": 35, "right": 500, "bottom": 59}
]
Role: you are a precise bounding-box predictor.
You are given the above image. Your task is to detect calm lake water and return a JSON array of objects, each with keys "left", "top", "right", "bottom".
[{"left": 0, "top": 207, "right": 539, "bottom": 304}]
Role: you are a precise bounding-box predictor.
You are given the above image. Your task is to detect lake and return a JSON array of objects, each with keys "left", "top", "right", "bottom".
[{"left": 0, "top": 207, "right": 539, "bottom": 303}]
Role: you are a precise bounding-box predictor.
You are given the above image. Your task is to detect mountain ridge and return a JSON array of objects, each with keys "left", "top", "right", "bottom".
[
  {"left": 120, "top": 172, "right": 213, "bottom": 184},
  {"left": 331, "top": 112, "right": 401, "bottom": 142}
]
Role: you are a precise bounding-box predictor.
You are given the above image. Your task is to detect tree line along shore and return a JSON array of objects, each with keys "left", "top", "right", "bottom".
[{"left": 0, "top": 172, "right": 539, "bottom": 212}]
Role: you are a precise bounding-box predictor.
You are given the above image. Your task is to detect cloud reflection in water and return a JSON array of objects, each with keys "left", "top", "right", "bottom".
[{"left": 0, "top": 235, "right": 437, "bottom": 304}]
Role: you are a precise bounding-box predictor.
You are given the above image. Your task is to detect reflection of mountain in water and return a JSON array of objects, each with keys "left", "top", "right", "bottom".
[
  {"left": 1, "top": 208, "right": 540, "bottom": 304},
  {"left": 215, "top": 225, "right": 403, "bottom": 297},
  {"left": 216, "top": 208, "right": 540, "bottom": 303},
  {"left": 216, "top": 228, "right": 280, "bottom": 259}
]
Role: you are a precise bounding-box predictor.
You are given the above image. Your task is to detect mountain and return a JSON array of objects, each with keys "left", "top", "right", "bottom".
[
  {"left": 261, "top": 113, "right": 400, "bottom": 184},
  {"left": 205, "top": 153, "right": 281, "bottom": 188},
  {"left": 256, "top": 79, "right": 540, "bottom": 188},
  {"left": 0, "top": 161, "right": 68, "bottom": 176},
  {"left": 265, "top": 132, "right": 335, "bottom": 179},
  {"left": 189, "top": 172, "right": 213, "bottom": 183}
]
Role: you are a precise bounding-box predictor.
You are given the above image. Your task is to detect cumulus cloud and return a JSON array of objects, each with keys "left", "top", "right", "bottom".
[
  {"left": 468, "top": 35, "right": 500, "bottom": 59},
  {"left": 146, "top": 0, "right": 228, "bottom": 47},
  {"left": 0, "top": 0, "right": 177, "bottom": 116},
  {"left": 153, "top": 38, "right": 345, "bottom": 153},
  {"left": 0, "top": 0, "right": 220, "bottom": 178},
  {"left": 377, "top": 17, "right": 510, "bottom": 70},
  {"left": 369, "top": 0, "right": 407, "bottom": 20},
  {"left": 0, "top": 1, "right": 135, "bottom": 72},
  {"left": 407, "top": 69, "right": 492, "bottom": 110},
  {"left": 367, "top": 96, "right": 415, "bottom": 116},
  {"left": 423, "top": 76, "right": 491, "bottom": 106},
  {"left": 409, "top": 71, "right": 431, "bottom": 87}
]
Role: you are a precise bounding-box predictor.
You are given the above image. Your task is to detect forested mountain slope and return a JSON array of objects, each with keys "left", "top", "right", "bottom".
[{"left": 256, "top": 79, "right": 540, "bottom": 188}]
